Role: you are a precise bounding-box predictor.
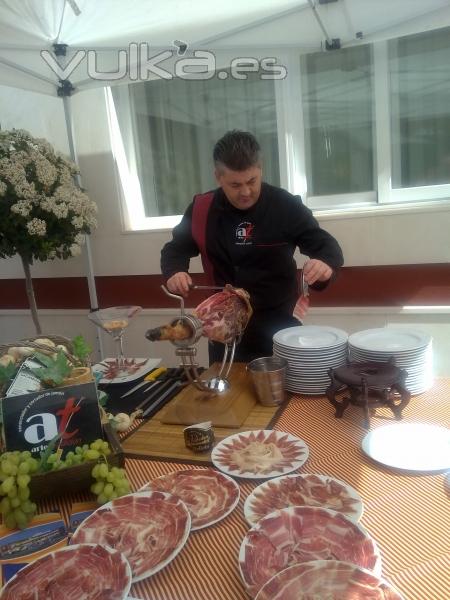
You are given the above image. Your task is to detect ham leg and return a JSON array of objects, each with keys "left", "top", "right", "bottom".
[{"left": 147, "top": 285, "right": 252, "bottom": 344}]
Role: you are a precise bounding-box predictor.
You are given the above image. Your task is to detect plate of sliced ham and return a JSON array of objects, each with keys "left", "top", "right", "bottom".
[
  {"left": 71, "top": 491, "right": 191, "bottom": 582},
  {"left": 140, "top": 468, "right": 240, "bottom": 530},
  {"left": 239, "top": 505, "right": 382, "bottom": 598},
  {"left": 255, "top": 560, "right": 404, "bottom": 600},
  {"left": 244, "top": 473, "right": 364, "bottom": 526},
  {"left": 211, "top": 430, "right": 309, "bottom": 479},
  {"left": 0, "top": 543, "right": 132, "bottom": 600}
]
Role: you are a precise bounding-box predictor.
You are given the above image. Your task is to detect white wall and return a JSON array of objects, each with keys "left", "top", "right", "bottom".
[
  {"left": 0, "top": 82, "right": 449, "bottom": 375},
  {"left": 1, "top": 308, "right": 448, "bottom": 378},
  {"left": 1, "top": 85, "right": 449, "bottom": 281}
]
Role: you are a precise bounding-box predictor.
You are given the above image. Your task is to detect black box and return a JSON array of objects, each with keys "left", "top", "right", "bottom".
[{"left": 1, "top": 382, "right": 103, "bottom": 458}]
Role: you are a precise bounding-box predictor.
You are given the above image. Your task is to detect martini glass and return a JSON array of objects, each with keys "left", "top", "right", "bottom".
[{"left": 88, "top": 306, "right": 142, "bottom": 373}]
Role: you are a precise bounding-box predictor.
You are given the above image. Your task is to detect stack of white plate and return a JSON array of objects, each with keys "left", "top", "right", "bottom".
[
  {"left": 273, "top": 325, "right": 348, "bottom": 395},
  {"left": 348, "top": 328, "right": 433, "bottom": 395}
]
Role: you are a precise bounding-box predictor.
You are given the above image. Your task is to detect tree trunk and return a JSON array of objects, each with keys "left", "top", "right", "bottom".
[{"left": 20, "top": 254, "right": 42, "bottom": 335}]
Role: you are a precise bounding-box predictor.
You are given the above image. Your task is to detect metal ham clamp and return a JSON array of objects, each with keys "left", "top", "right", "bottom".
[{"left": 145, "top": 284, "right": 247, "bottom": 394}]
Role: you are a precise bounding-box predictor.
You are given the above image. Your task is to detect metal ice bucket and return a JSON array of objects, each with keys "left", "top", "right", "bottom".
[{"left": 247, "top": 356, "right": 288, "bottom": 406}]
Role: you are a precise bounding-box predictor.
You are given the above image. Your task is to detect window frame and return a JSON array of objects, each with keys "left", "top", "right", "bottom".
[{"left": 107, "top": 34, "right": 450, "bottom": 232}]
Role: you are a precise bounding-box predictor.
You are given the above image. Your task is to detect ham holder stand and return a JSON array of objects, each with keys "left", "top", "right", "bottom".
[{"left": 155, "top": 285, "right": 238, "bottom": 394}]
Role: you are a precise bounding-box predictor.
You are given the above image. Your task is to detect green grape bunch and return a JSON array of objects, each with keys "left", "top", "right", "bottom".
[
  {"left": 0, "top": 451, "right": 39, "bottom": 530},
  {"left": 45, "top": 438, "right": 131, "bottom": 505},
  {"left": 91, "top": 464, "right": 131, "bottom": 505},
  {"left": 45, "top": 438, "right": 111, "bottom": 471},
  {"left": 0, "top": 439, "right": 131, "bottom": 530}
]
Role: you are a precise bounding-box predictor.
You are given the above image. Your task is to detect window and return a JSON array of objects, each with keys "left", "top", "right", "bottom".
[
  {"left": 109, "top": 26, "right": 450, "bottom": 229},
  {"left": 110, "top": 71, "right": 279, "bottom": 228},
  {"left": 389, "top": 27, "right": 450, "bottom": 189},
  {"left": 301, "top": 45, "right": 375, "bottom": 198}
]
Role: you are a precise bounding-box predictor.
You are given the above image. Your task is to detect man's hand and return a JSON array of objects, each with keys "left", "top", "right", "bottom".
[
  {"left": 303, "top": 259, "right": 333, "bottom": 285},
  {"left": 166, "top": 271, "right": 192, "bottom": 296}
]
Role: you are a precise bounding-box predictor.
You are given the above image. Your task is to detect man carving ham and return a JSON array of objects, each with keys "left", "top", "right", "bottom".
[{"left": 161, "top": 130, "right": 344, "bottom": 364}]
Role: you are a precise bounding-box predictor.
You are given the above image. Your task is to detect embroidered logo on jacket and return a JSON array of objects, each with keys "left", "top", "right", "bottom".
[{"left": 236, "top": 222, "right": 254, "bottom": 245}]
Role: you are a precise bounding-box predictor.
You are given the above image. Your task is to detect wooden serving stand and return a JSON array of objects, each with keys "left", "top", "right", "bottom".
[
  {"left": 121, "top": 363, "right": 285, "bottom": 464},
  {"left": 161, "top": 362, "right": 256, "bottom": 428}
]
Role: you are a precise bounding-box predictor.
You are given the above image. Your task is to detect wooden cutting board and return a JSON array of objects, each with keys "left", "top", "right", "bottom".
[
  {"left": 160, "top": 362, "right": 256, "bottom": 428},
  {"left": 121, "top": 363, "right": 285, "bottom": 464}
]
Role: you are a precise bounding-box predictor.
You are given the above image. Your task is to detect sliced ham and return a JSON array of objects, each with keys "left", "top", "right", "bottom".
[
  {"left": 0, "top": 544, "right": 131, "bottom": 600},
  {"left": 245, "top": 474, "right": 363, "bottom": 526},
  {"left": 71, "top": 492, "right": 191, "bottom": 582},
  {"left": 147, "top": 285, "right": 252, "bottom": 344},
  {"left": 213, "top": 430, "right": 308, "bottom": 477},
  {"left": 293, "top": 294, "right": 310, "bottom": 321},
  {"left": 141, "top": 468, "right": 239, "bottom": 530},
  {"left": 239, "top": 506, "right": 381, "bottom": 598},
  {"left": 255, "top": 560, "right": 404, "bottom": 600}
]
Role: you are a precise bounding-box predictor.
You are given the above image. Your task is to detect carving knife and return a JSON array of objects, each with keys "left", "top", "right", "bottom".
[
  {"left": 141, "top": 379, "right": 185, "bottom": 418},
  {"left": 134, "top": 367, "right": 185, "bottom": 411},
  {"left": 120, "top": 367, "right": 168, "bottom": 398},
  {"left": 190, "top": 285, "right": 225, "bottom": 290}
]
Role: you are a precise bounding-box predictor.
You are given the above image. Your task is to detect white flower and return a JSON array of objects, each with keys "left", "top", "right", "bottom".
[
  {"left": 10, "top": 201, "right": 32, "bottom": 217},
  {"left": 0, "top": 129, "right": 97, "bottom": 264},
  {"left": 41, "top": 197, "right": 68, "bottom": 219},
  {"left": 71, "top": 215, "right": 84, "bottom": 228},
  {"left": 26, "top": 218, "right": 47, "bottom": 236},
  {"left": 32, "top": 153, "right": 57, "bottom": 188},
  {"left": 70, "top": 243, "right": 82, "bottom": 256}
]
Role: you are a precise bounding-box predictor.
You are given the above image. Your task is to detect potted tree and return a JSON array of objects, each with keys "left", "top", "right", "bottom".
[{"left": 0, "top": 129, "right": 98, "bottom": 334}]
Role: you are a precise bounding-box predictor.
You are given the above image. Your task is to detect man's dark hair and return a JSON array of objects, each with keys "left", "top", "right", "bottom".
[{"left": 213, "top": 130, "right": 261, "bottom": 171}]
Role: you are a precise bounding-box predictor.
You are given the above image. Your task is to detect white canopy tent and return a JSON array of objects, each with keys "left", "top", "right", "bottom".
[
  {"left": 1, "top": 0, "right": 450, "bottom": 341},
  {"left": 1, "top": 0, "right": 450, "bottom": 95}
]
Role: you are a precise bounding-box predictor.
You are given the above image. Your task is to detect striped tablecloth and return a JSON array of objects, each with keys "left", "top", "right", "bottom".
[{"left": 53, "top": 378, "right": 450, "bottom": 600}]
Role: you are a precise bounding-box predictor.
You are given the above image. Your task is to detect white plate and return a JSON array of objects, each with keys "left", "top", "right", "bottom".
[
  {"left": 348, "top": 352, "right": 432, "bottom": 368},
  {"left": 244, "top": 473, "right": 364, "bottom": 526},
  {"left": 211, "top": 430, "right": 309, "bottom": 479},
  {"left": 254, "top": 561, "right": 404, "bottom": 600},
  {"left": 71, "top": 491, "right": 191, "bottom": 582},
  {"left": 274, "top": 342, "right": 348, "bottom": 353},
  {"left": 273, "top": 326, "right": 348, "bottom": 350},
  {"left": 348, "top": 349, "right": 432, "bottom": 364},
  {"left": 288, "top": 359, "right": 346, "bottom": 374},
  {"left": 140, "top": 468, "right": 239, "bottom": 530},
  {"left": 274, "top": 349, "right": 347, "bottom": 361},
  {"left": 239, "top": 506, "right": 382, "bottom": 597},
  {"left": 0, "top": 544, "right": 132, "bottom": 599},
  {"left": 348, "top": 328, "right": 431, "bottom": 353},
  {"left": 93, "top": 357, "right": 161, "bottom": 384},
  {"left": 362, "top": 423, "right": 450, "bottom": 471}
]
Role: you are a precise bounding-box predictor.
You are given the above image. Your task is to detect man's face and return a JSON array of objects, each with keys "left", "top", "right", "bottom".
[{"left": 215, "top": 164, "right": 262, "bottom": 210}]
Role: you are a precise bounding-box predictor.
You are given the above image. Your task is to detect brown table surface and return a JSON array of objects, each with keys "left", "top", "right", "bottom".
[{"left": 42, "top": 378, "right": 450, "bottom": 600}]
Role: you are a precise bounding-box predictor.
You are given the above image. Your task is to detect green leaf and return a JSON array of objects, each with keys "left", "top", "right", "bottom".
[
  {"left": 33, "top": 352, "right": 55, "bottom": 368},
  {"left": 0, "top": 362, "right": 18, "bottom": 398},
  {"left": 71, "top": 335, "right": 92, "bottom": 365},
  {"left": 30, "top": 351, "right": 71, "bottom": 388},
  {"left": 38, "top": 433, "right": 63, "bottom": 472},
  {"left": 0, "top": 362, "right": 17, "bottom": 386},
  {"left": 97, "top": 390, "right": 108, "bottom": 407}
]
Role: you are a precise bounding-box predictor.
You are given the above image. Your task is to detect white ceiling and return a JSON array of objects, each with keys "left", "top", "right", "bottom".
[{"left": 0, "top": 0, "right": 449, "bottom": 95}]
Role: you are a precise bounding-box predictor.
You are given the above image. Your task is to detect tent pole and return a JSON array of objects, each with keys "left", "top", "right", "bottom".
[
  {"left": 307, "top": 0, "right": 333, "bottom": 46},
  {"left": 0, "top": 56, "right": 57, "bottom": 86},
  {"left": 195, "top": 3, "right": 310, "bottom": 46},
  {"left": 62, "top": 94, "right": 105, "bottom": 360}
]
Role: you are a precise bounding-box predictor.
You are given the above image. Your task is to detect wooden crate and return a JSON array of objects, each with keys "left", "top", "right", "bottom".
[{"left": 29, "top": 424, "right": 124, "bottom": 500}]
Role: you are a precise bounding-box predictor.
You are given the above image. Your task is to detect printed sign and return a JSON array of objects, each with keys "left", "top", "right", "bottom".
[
  {"left": 0, "top": 511, "right": 67, "bottom": 585},
  {"left": 1, "top": 382, "right": 103, "bottom": 457}
]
